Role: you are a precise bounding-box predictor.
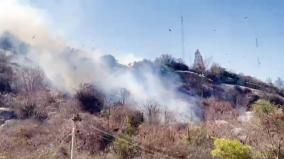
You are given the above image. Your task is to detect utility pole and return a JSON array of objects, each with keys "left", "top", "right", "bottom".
[
  {"left": 181, "top": 16, "right": 185, "bottom": 60},
  {"left": 70, "top": 114, "right": 81, "bottom": 159},
  {"left": 70, "top": 121, "right": 75, "bottom": 159},
  {"left": 108, "top": 106, "right": 111, "bottom": 131}
]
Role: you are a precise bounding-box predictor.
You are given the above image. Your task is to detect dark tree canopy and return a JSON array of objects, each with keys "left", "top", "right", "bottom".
[
  {"left": 100, "top": 54, "right": 118, "bottom": 68},
  {"left": 155, "top": 54, "right": 189, "bottom": 71},
  {"left": 0, "top": 52, "right": 13, "bottom": 92},
  {"left": 76, "top": 83, "right": 105, "bottom": 114}
]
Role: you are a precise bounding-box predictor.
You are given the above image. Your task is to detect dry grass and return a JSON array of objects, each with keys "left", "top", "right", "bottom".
[
  {"left": 137, "top": 124, "right": 210, "bottom": 159},
  {"left": 0, "top": 87, "right": 283, "bottom": 159},
  {"left": 203, "top": 98, "right": 239, "bottom": 121}
]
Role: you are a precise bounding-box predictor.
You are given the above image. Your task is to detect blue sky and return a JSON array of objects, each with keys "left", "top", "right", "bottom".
[{"left": 28, "top": 0, "right": 284, "bottom": 81}]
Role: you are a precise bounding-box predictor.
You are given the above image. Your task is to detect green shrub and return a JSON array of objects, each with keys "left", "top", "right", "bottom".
[
  {"left": 253, "top": 100, "right": 284, "bottom": 159},
  {"left": 211, "top": 138, "right": 252, "bottom": 159},
  {"left": 186, "top": 126, "right": 214, "bottom": 159},
  {"left": 125, "top": 111, "right": 144, "bottom": 135},
  {"left": 113, "top": 135, "right": 139, "bottom": 159},
  {"left": 253, "top": 100, "right": 276, "bottom": 117},
  {"left": 127, "top": 111, "right": 144, "bottom": 128},
  {"left": 186, "top": 126, "right": 211, "bottom": 146}
]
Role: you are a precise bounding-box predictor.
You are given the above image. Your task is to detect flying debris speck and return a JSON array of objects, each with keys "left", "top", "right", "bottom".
[{"left": 169, "top": 28, "right": 172, "bottom": 32}]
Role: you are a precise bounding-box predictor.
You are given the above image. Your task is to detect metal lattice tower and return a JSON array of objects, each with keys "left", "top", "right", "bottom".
[{"left": 193, "top": 49, "right": 205, "bottom": 72}]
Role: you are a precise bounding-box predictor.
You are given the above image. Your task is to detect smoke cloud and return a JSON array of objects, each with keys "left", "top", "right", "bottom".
[{"left": 0, "top": 0, "right": 202, "bottom": 122}]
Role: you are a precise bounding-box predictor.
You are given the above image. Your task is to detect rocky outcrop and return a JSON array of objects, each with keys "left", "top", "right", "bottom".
[{"left": 0, "top": 107, "right": 16, "bottom": 125}]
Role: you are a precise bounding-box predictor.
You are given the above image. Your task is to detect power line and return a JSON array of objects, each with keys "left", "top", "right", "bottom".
[
  {"left": 49, "top": 118, "right": 178, "bottom": 159},
  {"left": 49, "top": 131, "right": 72, "bottom": 159},
  {"left": 90, "top": 125, "right": 178, "bottom": 159}
]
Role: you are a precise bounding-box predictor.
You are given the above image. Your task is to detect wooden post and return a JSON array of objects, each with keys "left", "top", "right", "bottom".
[
  {"left": 70, "top": 114, "right": 81, "bottom": 159},
  {"left": 108, "top": 106, "right": 111, "bottom": 131},
  {"left": 70, "top": 120, "right": 75, "bottom": 159}
]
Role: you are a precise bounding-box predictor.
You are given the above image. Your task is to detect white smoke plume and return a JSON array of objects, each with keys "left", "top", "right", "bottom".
[{"left": 0, "top": 0, "right": 202, "bottom": 122}]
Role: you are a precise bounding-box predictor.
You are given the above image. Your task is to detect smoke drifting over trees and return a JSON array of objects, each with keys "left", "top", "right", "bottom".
[{"left": 0, "top": 0, "right": 202, "bottom": 122}]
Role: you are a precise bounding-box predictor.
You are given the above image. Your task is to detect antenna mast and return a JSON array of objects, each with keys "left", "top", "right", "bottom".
[{"left": 181, "top": 16, "right": 185, "bottom": 60}]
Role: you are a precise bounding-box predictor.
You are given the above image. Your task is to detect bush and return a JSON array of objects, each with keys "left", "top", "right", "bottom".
[
  {"left": 137, "top": 124, "right": 190, "bottom": 158},
  {"left": 210, "top": 64, "right": 225, "bottom": 77},
  {"left": 113, "top": 135, "right": 139, "bottom": 159},
  {"left": 186, "top": 126, "right": 212, "bottom": 146},
  {"left": 103, "top": 106, "right": 138, "bottom": 131},
  {"left": 252, "top": 100, "right": 276, "bottom": 117},
  {"left": 17, "top": 104, "right": 35, "bottom": 119},
  {"left": 126, "top": 111, "right": 144, "bottom": 135},
  {"left": 203, "top": 99, "right": 237, "bottom": 121},
  {"left": 75, "top": 116, "right": 114, "bottom": 154},
  {"left": 16, "top": 103, "right": 47, "bottom": 121},
  {"left": 127, "top": 111, "right": 144, "bottom": 128},
  {"left": 185, "top": 126, "right": 214, "bottom": 159},
  {"left": 211, "top": 138, "right": 252, "bottom": 159},
  {"left": 75, "top": 83, "right": 105, "bottom": 114},
  {"left": 145, "top": 102, "right": 160, "bottom": 124},
  {"left": 155, "top": 54, "right": 189, "bottom": 71},
  {"left": 252, "top": 100, "right": 284, "bottom": 159},
  {"left": 15, "top": 66, "right": 46, "bottom": 93}
]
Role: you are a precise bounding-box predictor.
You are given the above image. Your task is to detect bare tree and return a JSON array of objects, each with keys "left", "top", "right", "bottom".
[
  {"left": 119, "top": 88, "right": 130, "bottom": 105},
  {"left": 163, "top": 109, "right": 175, "bottom": 124},
  {"left": 16, "top": 66, "right": 45, "bottom": 93},
  {"left": 144, "top": 102, "right": 160, "bottom": 125}
]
